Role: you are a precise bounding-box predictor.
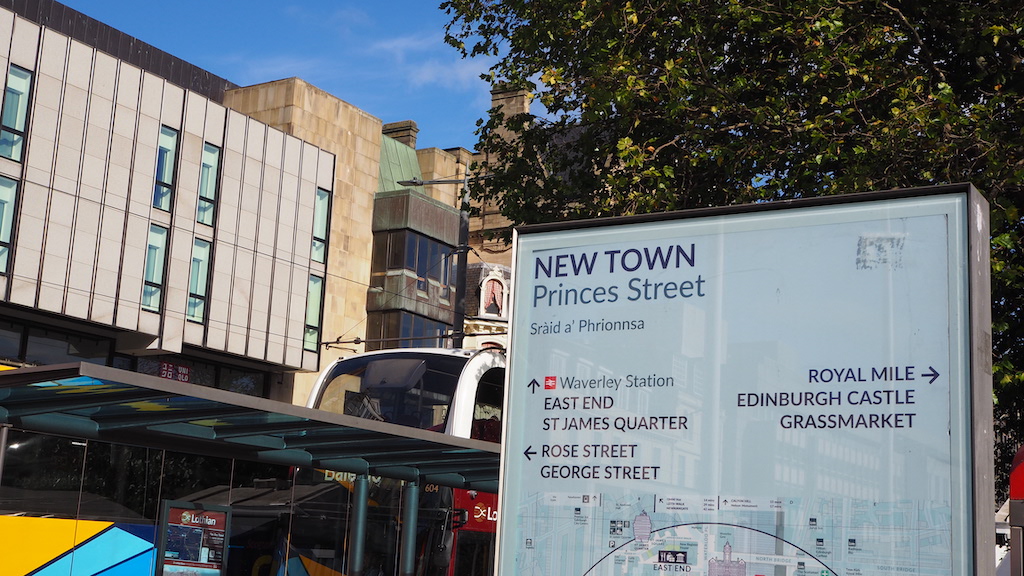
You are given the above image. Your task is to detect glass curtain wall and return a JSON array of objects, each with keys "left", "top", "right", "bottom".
[{"left": 0, "top": 429, "right": 423, "bottom": 576}]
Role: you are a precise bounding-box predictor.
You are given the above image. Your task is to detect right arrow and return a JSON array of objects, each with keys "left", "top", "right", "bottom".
[
  {"left": 523, "top": 446, "right": 537, "bottom": 460},
  {"left": 921, "top": 367, "right": 940, "bottom": 384}
]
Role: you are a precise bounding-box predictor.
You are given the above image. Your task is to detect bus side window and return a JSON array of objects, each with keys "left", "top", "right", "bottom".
[{"left": 471, "top": 368, "right": 504, "bottom": 442}]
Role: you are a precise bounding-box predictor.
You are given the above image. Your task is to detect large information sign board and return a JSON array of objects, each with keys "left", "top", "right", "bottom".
[{"left": 500, "top": 187, "right": 992, "bottom": 576}]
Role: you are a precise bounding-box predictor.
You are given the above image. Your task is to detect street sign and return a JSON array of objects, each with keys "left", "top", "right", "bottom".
[{"left": 500, "top": 186, "right": 992, "bottom": 576}]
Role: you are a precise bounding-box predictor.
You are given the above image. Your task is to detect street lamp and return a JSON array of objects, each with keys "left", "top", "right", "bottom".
[{"left": 396, "top": 174, "right": 479, "bottom": 348}]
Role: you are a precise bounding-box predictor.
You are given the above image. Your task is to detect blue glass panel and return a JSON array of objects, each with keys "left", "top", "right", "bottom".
[
  {"left": 32, "top": 554, "right": 72, "bottom": 576},
  {"left": 68, "top": 527, "right": 153, "bottom": 575},
  {"left": 285, "top": 557, "right": 310, "bottom": 576},
  {"left": 93, "top": 549, "right": 156, "bottom": 576}
]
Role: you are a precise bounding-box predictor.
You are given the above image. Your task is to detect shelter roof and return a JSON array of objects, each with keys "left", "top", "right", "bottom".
[{"left": 0, "top": 363, "right": 499, "bottom": 492}]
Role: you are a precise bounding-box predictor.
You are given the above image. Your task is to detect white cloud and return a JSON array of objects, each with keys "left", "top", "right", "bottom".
[
  {"left": 213, "top": 53, "right": 330, "bottom": 87},
  {"left": 368, "top": 33, "right": 448, "bottom": 65},
  {"left": 283, "top": 3, "right": 375, "bottom": 37},
  {"left": 405, "top": 56, "right": 493, "bottom": 91}
]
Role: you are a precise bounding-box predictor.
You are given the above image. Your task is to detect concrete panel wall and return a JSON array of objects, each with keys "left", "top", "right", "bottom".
[{"left": 0, "top": 8, "right": 331, "bottom": 371}]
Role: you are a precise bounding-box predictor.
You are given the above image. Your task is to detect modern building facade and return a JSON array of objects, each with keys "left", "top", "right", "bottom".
[{"left": 0, "top": 0, "right": 336, "bottom": 402}]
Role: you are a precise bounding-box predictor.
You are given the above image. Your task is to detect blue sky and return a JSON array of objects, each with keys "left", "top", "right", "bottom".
[{"left": 59, "top": 0, "right": 495, "bottom": 152}]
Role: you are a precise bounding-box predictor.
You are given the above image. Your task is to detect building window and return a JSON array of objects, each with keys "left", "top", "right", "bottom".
[
  {"left": 304, "top": 274, "right": 324, "bottom": 351},
  {"left": 0, "top": 319, "right": 20, "bottom": 362},
  {"left": 0, "top": 66, "right": 32, "bottom": 162},
  {"left": 187, "top": 238, "right": 211, "bottom": 323},
  {"left": 480, "top": 277, "right": 506, "bottom": 317},
  {"left": 0, "top": 320, "right": 115, "bottom": 367},
  {"left": 26, "top": 327, "right": 111, "bottom": 365},
  {"left": 369, "top": 230, "right": 454, "bottom": 296},
  {"left": 0, "top": 175, "right": 17, "bottom": 274},
  {"left": 440, "top": 244, "right": 453, "bottom": 300},
  {"left": 136, "top": 356, "right": 268, "bottom": 397},
  {"left": 153, "top": 126, "right": 178, "bottom": 211},
  {"left": 311, "top": 188, "right": 330, "bottom": 263},
  {"left": 197, "top": 143, "right": 220, "bottom": 226},
  {"left": 365, "top": 311, "right": 448, "bottom": 350},
  {"left": 142, "top": 224, "right": 168, "bottom": 312}
]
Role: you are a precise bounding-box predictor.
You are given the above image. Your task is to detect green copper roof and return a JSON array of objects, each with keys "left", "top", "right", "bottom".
[{"left": 378, "top": 136, "right": 423, "bottom": 193}]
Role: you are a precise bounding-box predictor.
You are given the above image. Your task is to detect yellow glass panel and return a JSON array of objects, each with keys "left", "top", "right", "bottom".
[{"left": 0, "top": 516, "right": 111, "bottom": 575}]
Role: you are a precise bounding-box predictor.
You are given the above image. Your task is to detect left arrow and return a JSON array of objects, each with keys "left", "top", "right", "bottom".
[{"left": 524, "top": 446, "right": 537, "bottom": 460}]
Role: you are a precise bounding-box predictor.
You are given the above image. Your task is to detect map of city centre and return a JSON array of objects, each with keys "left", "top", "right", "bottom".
[{"left": 512, "top": 492, "right": 952, "bottom": 576}]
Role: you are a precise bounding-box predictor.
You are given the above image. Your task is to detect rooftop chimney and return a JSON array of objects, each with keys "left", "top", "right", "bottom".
[{"left": 383, "top": 120, "right": 419, "bottom": 148}]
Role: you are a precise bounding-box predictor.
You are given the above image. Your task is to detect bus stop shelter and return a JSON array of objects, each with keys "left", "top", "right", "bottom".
[{"left": 0, "top": 362, "right": 500, "bottom": 576}]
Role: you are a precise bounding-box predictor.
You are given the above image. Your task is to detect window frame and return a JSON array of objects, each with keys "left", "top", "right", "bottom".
[
  {"left": 153, "top": 126, "right": 179, "bottom": 212},
  {"left": 311, "top": 187, "right": 330, "bottom": 263},
  {"left": 304, "top": 274, "right": 324, "bottom": 351},
  {"left": 187, "top": 238, "right": 212, "bottom": 323},
  {"left": 196, "top": 143, "right": 220, "bottom": 226},
  {"left": 142, "top": 224, "right": 169, "bottom": 312},
  {"left": 0, "top": 175, "right": 18, "bottom": 274},
  {"left": 0, "top": 65, "right": 33, "bottom": 162}
]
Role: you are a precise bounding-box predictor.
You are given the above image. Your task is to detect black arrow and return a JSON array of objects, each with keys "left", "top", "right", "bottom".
[
  {"left": 528, "top": 379, "right": 540, "bottom": 394},
  {"left": 922, "top": 366, "right": 940, "bottom": 384},
  {"left": 524, "top": 446, "right": 537, "bottom": 460}
]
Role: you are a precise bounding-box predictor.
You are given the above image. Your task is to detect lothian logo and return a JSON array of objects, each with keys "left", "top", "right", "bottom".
[
  {"left": 181, "top": 511, "right": 217, "bottom": 526},
  {"left": 544, "top": 376, "right": 556, "bottom": 389}
]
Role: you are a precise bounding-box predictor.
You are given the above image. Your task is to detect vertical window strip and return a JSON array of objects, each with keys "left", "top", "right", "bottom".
[
  {"left": 311, "top": 187, "right": 330, "bottom": 263},
  {"left": 197, "top": 143, "right": 220, "bottom": 226},
  {"left": 153, "top": 126, "right": 178, "bottom": 211},
  {"left": 187, "top": 238, "right": 211, "bottom": 322},
  {"left": 416, "top": 236, "right": 429, "bottom": 291},
  {"left": 0, "top": 176, "right": 17, "bottom": 274},
  {"left": 0, "top": 66, "right": 32, "bottom": 162},
  {"left": 304, "top": 274, "right": 324, "bottom": 351},
  {"left": 440, "top": 245, "right": 453, "bottom": 299},
  {"left": 142, "top": 225, "right": 168, "bottom": 312}
]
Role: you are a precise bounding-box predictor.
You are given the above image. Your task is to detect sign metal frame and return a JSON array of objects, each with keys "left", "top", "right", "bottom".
[{"left": 499, "top": 184, "right": 993, "bottom": 576}]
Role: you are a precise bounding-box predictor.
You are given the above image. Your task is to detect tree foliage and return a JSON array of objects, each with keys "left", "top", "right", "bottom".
[{"left": 443, "top": 0, "right": 1024, "bottom": 500}]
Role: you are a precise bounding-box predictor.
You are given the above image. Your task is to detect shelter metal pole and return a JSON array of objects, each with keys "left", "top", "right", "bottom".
[
  {"left": 0, "top": 424, "right": 9, "bottom": 482},
  {"left": 452, "top": 209, "right": 468, "bottom": 349},
  {"left": 399, "top": 480, "right": 419, "bottom": 576},
  {"left": 349, "top": 474, "right": 369, "bottom": 576},
  {"left": 1012, "top": 525, "right": 1022, "bottom": 576}
]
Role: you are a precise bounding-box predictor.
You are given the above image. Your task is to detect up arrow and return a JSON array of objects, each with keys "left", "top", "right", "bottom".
[
  {"left": 528, "top": 379, "right": 540, "bottom": 394},
  {"left": 524, "top": 446, "right": 537, "bottom": 461},
  {"left": 922, "top": 367, "right": 940, "bottom": 384}
]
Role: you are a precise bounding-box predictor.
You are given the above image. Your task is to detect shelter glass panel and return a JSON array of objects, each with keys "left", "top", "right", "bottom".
[
  {"left": 80, "top": 442, "right": 163, "bottom": 523},
  {"left": 0, "top": 429, "right": 87, "bottom": 518}
]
